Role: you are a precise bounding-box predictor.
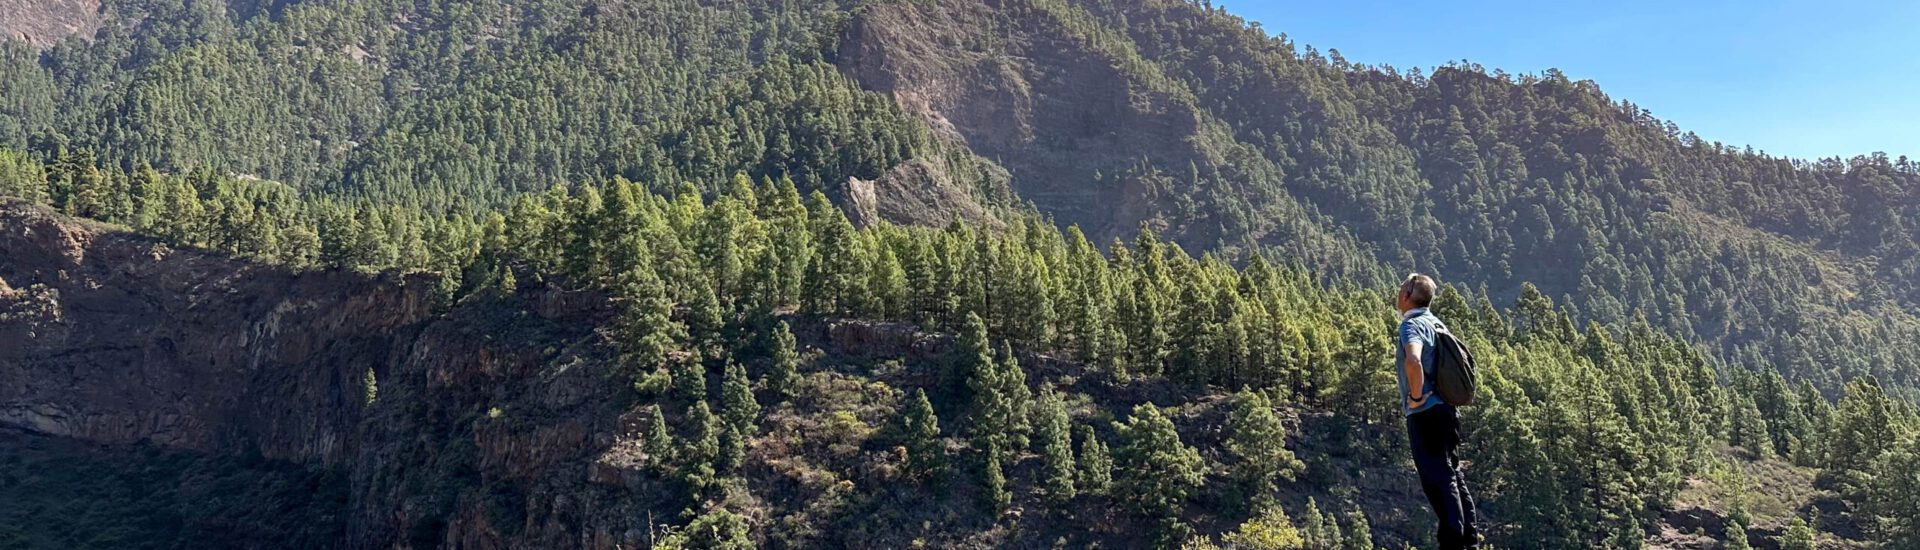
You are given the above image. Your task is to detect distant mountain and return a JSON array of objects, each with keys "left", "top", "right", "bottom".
[{"left": 3, "top": 0, "right": 1913, "bottom": 396}]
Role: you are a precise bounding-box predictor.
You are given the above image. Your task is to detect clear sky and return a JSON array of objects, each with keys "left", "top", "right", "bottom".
[{"left": 1211, "top": 0, "right": 1920, "bottom": 161}]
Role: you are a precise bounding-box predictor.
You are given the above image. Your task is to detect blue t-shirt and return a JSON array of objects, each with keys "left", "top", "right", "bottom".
[{"left": 1396, "top": 307, "right": 1446, "bottom": 416}]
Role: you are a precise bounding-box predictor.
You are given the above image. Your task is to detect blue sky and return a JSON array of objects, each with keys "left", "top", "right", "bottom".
[{"left": 1211, "top": 0, "right": 1920, "bottom": 161}]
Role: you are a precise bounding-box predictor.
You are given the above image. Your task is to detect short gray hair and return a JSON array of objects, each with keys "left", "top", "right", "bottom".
[{"left": 1401, "top": 273, "right": 1437, "bottom": 308}]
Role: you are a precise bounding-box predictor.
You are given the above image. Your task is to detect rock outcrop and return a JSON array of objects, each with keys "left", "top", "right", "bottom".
[
  {"left": 0, "top": 202, "right": 433, "bottom": 464},
  {"left": 0, "top": 201, "right": 976, "bottom": 548},
  {"left": 0, "top": 201, "right": 639, "bottom": 547},
  {"left": 0, "top": 0, "right": 103, "bottom": 45},
  {"left": 840, "top": 159, "right": 999, "bottom": 230},
  {"left": 837, "top": 0, "right": 1209, "bottom": 240}
]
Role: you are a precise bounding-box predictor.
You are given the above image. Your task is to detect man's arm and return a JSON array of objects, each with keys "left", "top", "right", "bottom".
[{"left": 1403, "top": 341, "right": 1426, "bottom": 410}]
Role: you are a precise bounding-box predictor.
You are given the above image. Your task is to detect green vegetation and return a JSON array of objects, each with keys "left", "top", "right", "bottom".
[
  {"left": 899, "top": 388, "right": 944, "bottom": 483},
  {"left": 2, "top": 0, "right": 1918, "bottom": 547},
  {"left": 5, "top": 0, "right": 1914, "bottom": 402},
  {"left": 1033, "top": 384, "right": 1078, "bottom": 503},
  {"left": 1071, "top": 0, "right": 1920, "bottom": 398},
  {"left": 1114, "top": 403, "right": 1208, "bottom": 545},
  {"left": 1225, "top": 388, "right": 1304, "bottom": 513},
  {"left": 2, "top": 148, "right": 1917, "bottom": 546}
]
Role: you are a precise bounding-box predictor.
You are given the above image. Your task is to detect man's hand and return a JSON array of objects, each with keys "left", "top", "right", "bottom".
[{"left": 1407, "top": 393, "right": 1426, "bottom": 411}]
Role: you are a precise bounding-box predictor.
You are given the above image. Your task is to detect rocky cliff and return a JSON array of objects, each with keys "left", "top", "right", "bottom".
[
  {"left": 0, "top": 201, "right": 432, "bottom": 464},
  {"left": 837, "top": 0, "right": 1204, "bottom": 240},
  {"left": 0, "top": 0, "right": 101, "bottom": 45},
  {"left": 0, "top": 201, "right": 644, "bottom": 547},
  {"left": 1, "top": 201, "right": 1157, "bottom": 549}
]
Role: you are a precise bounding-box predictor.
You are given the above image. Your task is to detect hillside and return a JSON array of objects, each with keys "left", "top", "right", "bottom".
[
  {"left": 2, "top": 0, "right": 1920, "bottom": 548},
  {"left": 0, "top": 175, "right": 1915, "bottom": 549},
  {"left": 1, "top": 0, "right": 1915, "bottom": 399}
]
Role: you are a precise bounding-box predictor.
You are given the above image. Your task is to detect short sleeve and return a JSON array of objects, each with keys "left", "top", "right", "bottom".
[{"left": 1399, "top": 318, "right": 1433, "bottom": 349}]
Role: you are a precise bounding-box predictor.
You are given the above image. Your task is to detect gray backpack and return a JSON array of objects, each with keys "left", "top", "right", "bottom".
[{"left": 1431, "top": 326, "right": 1478, "bottom": 406}]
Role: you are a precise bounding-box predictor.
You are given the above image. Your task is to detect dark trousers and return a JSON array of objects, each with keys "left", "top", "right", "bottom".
[{"left": 1408, "top": 403, "right": 1479, "bottom": 549}]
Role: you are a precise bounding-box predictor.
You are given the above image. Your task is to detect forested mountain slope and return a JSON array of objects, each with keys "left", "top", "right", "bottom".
[
  {"left": 2, "top": 1, "right": 1919, "bottom": 547},
  {"left": 3, "top": 185, "right": 1915, "bottom": 548},
  {"left": 836, "top": 0, "right": 1920, "bottom": 394},
  {"left": 2, "top": 0, "right": 1915, "bottom": 397}
]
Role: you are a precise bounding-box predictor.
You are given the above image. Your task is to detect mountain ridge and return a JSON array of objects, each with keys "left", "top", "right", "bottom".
[{"left": 3, "top": 1, "right": 1920, "bottom": 547}]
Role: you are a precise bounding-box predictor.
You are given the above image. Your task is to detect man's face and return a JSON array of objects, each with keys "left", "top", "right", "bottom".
[{"left": 1395, "top": 288, "right": 1412, "bottom": 313}]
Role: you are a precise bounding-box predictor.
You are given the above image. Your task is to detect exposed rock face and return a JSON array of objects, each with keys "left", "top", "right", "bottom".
[
  {"left": 0, "top": 202, "right": 432, "bottom": 464},
  {"left": 838, "top": 0, "right": 1209, "bottom": 240},
  {"left": 0, "top": 202, "right": 949, "bottom": 548},
  {"left": 840, "top": 159, "right": 999, "bottom": 229},
  {"left": 0, "top": 202, "right": 635, "bottom": 547},
  {"left": 0, "top": 0, "right": 103, "bottom": 45}
]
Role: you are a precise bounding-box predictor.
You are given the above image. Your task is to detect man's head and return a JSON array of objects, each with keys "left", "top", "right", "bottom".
[{"left": 1397, "top": 273, "right": 1436, "bottom": 313}]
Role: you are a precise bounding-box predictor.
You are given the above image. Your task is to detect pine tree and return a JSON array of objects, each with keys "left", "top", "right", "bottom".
[
  {"left": 0, "top": 148, "right": 49, "bottom": 204},
  {"left": 1301, "top": 498, "right": 1333, "bottom": 549},
  {"left": 1514, "top": 283, "right": 1573, "bottom": 344},
  {"left": 362, "top": 368, "right": 378, "bottom": 405},
  {"left": 1034, "top": 384, "right": 1077, "bottom": 503},
  {"left": 1824, "top": 378, "right": 1896, "bottom": 494},
  {"left": 901, "top": 389, "right": 943, "bottom": 482},
  {"left": 721, "top": 362, "right": 760, "bottom": 432},
  {"left": 1220, "top": 506, "right": 1306, "bottom": 549},
  {"left": 672, "top": 354, "right": 709, "bottom": 406},
  {"left": 1123, "top": 267, "right": 1167, "bottom": 377},
  {"left": 1794, "top": 379, "right": 1833, "bottom": 467},
  {"left": 952, "top": 312, "right": 994, "bottom": 397},
  {"left": 868, "top": 243, "right": 909, "bottom": 319},
  {"left": 719, "top": 422, "right": 747, "bottom": 473},
  {"left": 1754, "top": 371, "right": 1807, "bottom": 457},
  {"left": 160, "top": 178, "right": 206, "bottom": 246},
  {"left": 1724, "top": 517, "right": 1751, "bottom": 550},
  {"left": 687, "top": 281, "right": 727, "bottom": 348},
  {"left": 996, "top": 344, "right": 1033, "bottom": 450},
  {"left": 717, "top": 362, "right": 758, "bottom": 472},
  {"left": 679, "top": 507, "right": 754, "bottom": 550},
  {"left": 1317, "top": 505, "right": 1346, "bottom": 549},
  {"left": 700, "top": 198, "right": 747, "bottom": 303},
  {"left": 1780, "top": 516, "right": 1815, "bottom": 550},
  {"left": 1225, "top": 388, "right": 1302, "bottom": 512},
  {"left": 964, "top": 317, "right": 1031, "bottom": 463},
  {"left": 1168, "top": 279, "right": 1218, "bottom": 385},
  {"left": 1113, "top": 403, "right": 1205, "bottom": 545},
  {"left": 607, "top": 226, "right": 655, "bottom": 293},
  {"left": 801, "top": 191, "right": 863, "bottom": 314},
  {"left": 1297, "top": 500, "right": 1328, "bottom": 550},
  {"left": 683, "top": 399, "right": 722, "bottom": 493},
  {"left": 1870, "top": 437, "right": 1920, "bottom": 547},
  {"left": 963, "top": 229, "right": 996, "bottom": 324},
  {"left": 646, "top": 405, "right": 675, "bottom": 471},
  {"left": 1729, "top": 394, "right": 1772, "bottom": 459},
  {"left": 1344, "top": 509, "right": 1374, "bottom": 550},
  {"left": 766, "top": 321, "right": 801, "bottom": 400},
  {"left": 982, "top": 449, "right": 1010, "bottom": 515},
  {"left": 998, "top": 252, "right": 1054, "bottom": 346},
  {"left": 562, "top": 185, "right": 607, "bottom": 284},
  {"left": 1076, "top": 424, "right": 1112, "bottom": 495},
  {"left": 617, "top": 270, "right": 684, "bottom": 372}
]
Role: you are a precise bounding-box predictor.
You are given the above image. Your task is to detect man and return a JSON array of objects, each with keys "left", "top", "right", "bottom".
[{"left": 1396, "top": 273, "right": 1479, "bottom": 549}]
